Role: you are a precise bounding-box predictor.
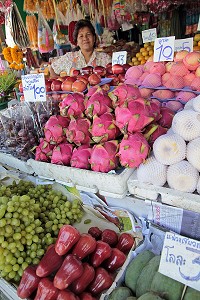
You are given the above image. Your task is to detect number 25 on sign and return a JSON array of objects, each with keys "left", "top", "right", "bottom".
[{"left": 154, "top": 36, "right": 175, "bottom": 62}]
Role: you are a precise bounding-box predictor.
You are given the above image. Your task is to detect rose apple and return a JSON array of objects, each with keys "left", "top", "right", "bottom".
[
  {"left": 112, "top": 64, "right": 124, "bottom": 75},
  {"left": 81, "top": 66, "right": 93, "bottom": 75},
  {"left": 93, "top": 66, "right": 106, "bottom": 77},
  {"left": 61, "top": 80, "right": 73, "bottom": 92},
  {"left": 51, "top": 80, "right": 62, "bottom": 91},
  {"left": 72, "top": 80, "right": 87, "bottom": 92}
]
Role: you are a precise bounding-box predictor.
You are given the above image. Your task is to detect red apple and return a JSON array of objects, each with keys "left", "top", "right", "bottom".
[
  {"left": 61, "top": 80, "right": 73, "bottom": 91},
  {"left": 77, "top": 75, "right": 88, "bottom": 85},
  {"left": 81, "top": 66, "right": 93, "bottom": 75},
  {"left": 70, "top": 69, "right": 80, "bottom": 77},
  {"left": 45, "top": 80, "right": 52, "bottom": 92},
  {"left": 106, "top": 63, "right": 112, "bottom": 68},
  {"left": 118, "top": 73, "right": 125, "bottom": 83},
  {"left": 57, "top": 77, "right": 66, "bottom": 82},
  {"left": 112, "top": 64, "right": 124, "bottom": 75},
  {"left": 106, "top": 66, "right": 113, "bottom": 75},
  {"left": 72, "top": 80, "right": 87, "bottom": 92},
  {"left": 67, "top": 76, "right": 77, "bottom": 83},
  {"left": 93, "top": 66, "right": 106, "bottom": 77},
  {"left": 88, "top": 74, "right": 101, "bottom": 86},
  {"left": 51, "top": 80, "right": 62, "bottom": 91}
]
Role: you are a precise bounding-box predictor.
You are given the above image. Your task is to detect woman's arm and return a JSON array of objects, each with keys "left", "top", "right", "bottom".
[{"left": 49, "top": 65, "right": 58, "bottom": 77}]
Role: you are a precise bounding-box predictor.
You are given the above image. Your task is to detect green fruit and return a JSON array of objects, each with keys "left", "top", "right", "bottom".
[
  {"left": 183, "top": 287, "right": 200, "bottom": 300},
  {"left": 136, "top": 255, "right": 161, "bottom": 298},
  {"left": 127, "top": 297, "right": 137, "bottom": 300},
  {"left": 108, "top": 287, "right": 132, "bottom": 300},
  {"left": 151, "top": 272, "right": 184, "bottom": 300},
  {"left": 137, "top": 292, "right": 165, "bottom": 300},
  {"left": 125, "top": 250, "right": 155, "bottom": 293}
]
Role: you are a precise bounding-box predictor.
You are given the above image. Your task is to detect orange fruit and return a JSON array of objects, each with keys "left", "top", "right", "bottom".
[
  {"left": 145, "top": 55, "right": 150, "bottom": 60},
  {"left": 146, "top": 46, "right": 153, "bottom": 52},
  {"left": 140, "top": 47, "right": 146, "bottom": 53},
  {"left": 198, "top": 41, "right": 200, "bottom": 47},
  {"left": 137, "top": 56, "right": 143, "bottom": 61},
  {"left": 140, "top": 60, "right": 146, "bottom": 65},
  {"left": 132, "top": 57, "right": 138, "bottom": 62},
  {"left": 136, "top": 52, "right": 141, "bottom": 58},
  {"left": 142, "top": 51, "right": 148, "bottom": 56},
  {"left": 134, "top": 61, "right": 140, "bottom": 66},
  {"left": 148, "top": 50, "right": 154, "bottom": 56},
  {"left": 193, "top": 46, "right": 200, "bottom": 51},
  {"left": 144, "top": 43, "right": 150, "bottom": 48},
  {"left": 150, "top": 41, "right": 154, "bottom": 46}
]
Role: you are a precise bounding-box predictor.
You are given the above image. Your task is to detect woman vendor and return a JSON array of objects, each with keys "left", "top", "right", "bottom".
[{"left": 50, "top": 19, "right": 111, "bottom": 76}]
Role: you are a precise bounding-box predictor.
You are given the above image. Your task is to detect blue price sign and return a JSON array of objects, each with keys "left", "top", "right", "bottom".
[
  {"left": 159, "top": 232, "right": 200, "bottom": 291},
  {"left": 174, "top": 38, "right": 193, "bottom": 53},
  {"left": 112, "top": 51, "right": 127, "bottom": 66},
  {"left": 142, "top": 28, "right": 157, "bottom": 43},
  {"left": 154, "top": 36, "right": 175, "bottom": 62},
  {"left": 21, "top": 73, "right": 47, "bottom": 102}
]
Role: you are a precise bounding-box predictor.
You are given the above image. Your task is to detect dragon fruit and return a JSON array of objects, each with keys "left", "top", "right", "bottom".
[
  {"left": 144, "top": 123, "right": 167, "bottom": 146},
  {"left": 118, "top": 133, "right": 149, "bottom": 168},
  {"left": 125, "top": 66, "right": 143, "bottom": 80},
  {"left": 176, "top": 91, "right": 196, "bottom": 104},
  {"left": 109, "top": 84, "right": 141, "bottom": 107},
  {"left": 115, "top": 98, "right": 155, "bottom": 133},
  {"left": 59, "top": 93, "right": 85, "bottom": 118},
  {"left": 70, "top": 145, "right": 92, "bottom": 169},
  {"left": 44, "top": 115, "right": 69, "bottom": 145},
  {"left": 152, "top": 90, "right": 175, "bottom": 101},
  {"left": 183, "top": 73, "right": 195, "bottom": 87},
  {"left": 157, "top": 107, "right": 175, "bottom": 128},
  {"left": 51, "top": 143, "right": 74, "bottom": 165},
  {"left": 84, "top": 90, "right": 112, "bottom": 118},
  {"left": 35, "top": 139, "right": 54, "bottom": 162},
  {"left": 164, "top": 75, "right": 185, "bottom": 89},
  {"left": 142, "top": 73, "right": 162, "bottom": 88},
  {"left": 86, "top": 86, "right": 99, "bottom": 97},
  {"left": 66, "top": 118, "right": 91, "bottom": 146},
  {"left": 169, "top": 62, "right": 189, "bottom": 77},
  {"left": 149, "top": 62, "right": 166, "bottom": 75},
  {"left": 90, "top": 113, "right": 120, "bottom": 143},
  {"left": 89, "top": 140, "right": 119, "bottom": 173}
]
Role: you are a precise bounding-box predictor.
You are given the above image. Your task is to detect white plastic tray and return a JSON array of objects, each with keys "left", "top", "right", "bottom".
[
  {"left": 0, "top": 153, "right": 34, "bottom": 174},
  {"left": 127, "top": 171, "right": 200, "bottom": 213},
  {"left": 27, "top": 159, "right": 134, "bottom": 198}
]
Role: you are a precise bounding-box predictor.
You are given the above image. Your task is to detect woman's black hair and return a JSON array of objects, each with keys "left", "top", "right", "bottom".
[{"left": 73, "top": 19, "right": 97, "bottom": 48}]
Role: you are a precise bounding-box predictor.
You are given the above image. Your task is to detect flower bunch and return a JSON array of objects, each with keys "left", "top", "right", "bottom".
[{"left": 2, "top": 46, "right": 24, "bottom": 70}]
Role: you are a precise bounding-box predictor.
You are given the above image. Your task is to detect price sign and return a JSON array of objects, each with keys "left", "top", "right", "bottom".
[
  {"left": 122, "top": 22, "right": 133, "bottom": 32},
  {"left": 198, "top": 15, "right": 200, "bottom": 31},
  {"left": 112, "top": 51, "right": 127, "bottom": 66},
  {"left": 174, "top": 38, "right": 193, "bottom": 52},
  {"left": 21, "top": 73, "right": 47, "bottom": 102},
  {"left": 142, "top": 28, "right": 157, "bottom": 43},
  {"left": 154, "top": 36, "right": 175, "bottom": 62},
  {"left": 159, "top": 232, "right": 200, "bottom": 291}
]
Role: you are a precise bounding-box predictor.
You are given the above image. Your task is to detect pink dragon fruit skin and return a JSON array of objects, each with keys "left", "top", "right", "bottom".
[
  {"left": 109, "top": 84, "right": 141, "bottom": 107},
  {"left": 59, "top": 93, "right": 85, "bottom": 118},
  {"left": 176, "top": 91, "right": 196, "bottom": 104},
  {"left": 89, "top": 140, "right": 119, "bottom": 173},
  {"left": 157, "top": 107, "right": 175, "bottom": 128},
  {"left": 44, "top": 115, "right": 69, "bottom": 145},
  {"left": 35, "top": 138, "right": 55, "bottom": 162},
  {"left": 90, "top": 113, "right": 120, "bottom": 143},
  {"left": 51, "top": 143, "right": 74, "bottom": 165},
  {"left": 142, "top": 73, "right": 162, "bottom": 88},
  {"left": 66, "top": 118, "right": 91, "bottom": 146},
  {"left": 84, "top": 90, "right": 113, "bottom": 118},
  {"left": 70, "top": 145, "right": 92, "bottom": 169},
  {"left": 118, "top": 133, "right": 150, "bottom": 168},
  {"left": 144, "top": 123, "right": 168, "bottom": 147},
  {"left": 86, "top": 86, "right": 99, "bottom": 97}
]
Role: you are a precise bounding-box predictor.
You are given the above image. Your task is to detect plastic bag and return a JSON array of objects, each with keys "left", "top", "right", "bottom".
[
  {"left": 38, "top": 10, "right": 54, "bottom": 53},
  {"left": 53, "top": 10, "right": 69, "bottom": 48}
]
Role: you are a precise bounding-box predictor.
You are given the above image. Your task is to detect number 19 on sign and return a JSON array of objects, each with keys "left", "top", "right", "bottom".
[{"left": 154, "top": 36, "right": 175, "bottom": 62}]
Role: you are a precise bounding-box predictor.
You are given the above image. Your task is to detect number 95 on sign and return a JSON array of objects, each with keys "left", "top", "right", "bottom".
[{"left": 154, "top": 36, "right": 175, "bottom": 62}]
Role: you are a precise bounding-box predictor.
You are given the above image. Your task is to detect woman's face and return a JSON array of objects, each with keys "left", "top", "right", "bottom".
[{"left": 77, "top": 26, "right": 95, "bottom": 52}]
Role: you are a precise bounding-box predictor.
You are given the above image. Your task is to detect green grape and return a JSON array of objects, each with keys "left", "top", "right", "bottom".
[
  {"left": 8, "top": 271, "right": 16, "bottom": 279},
  {"left": 30, "top": 243, "right": 37, "bottom": 252},
  {"left": 10, "top": 257, "right": 17, "bottom": 265},
  {"left": 17, "top": 257, "right": 24, "bottom": 264},
  {"left": 32, "top": 258, "right": 40, "bottom": 265},
  {"left": 22, "top": 262, "right": 28, "bottom": 270},
  {"left": 18, "top": 268, "right": 23, "bottom": 277},
  {"left": 26, "top": 239, "right": 32, "bottom": 246},
  {"left": 4, "top": 264, "right": 12, "bottom": 273},
  {"left": 53, "top": 219, "right": 59, "bottom": 225},
  {"left": 1, "top": 270, "right": 8, "bottom": 277},
  {"left": 0, "top": 236, "right": 4, "bottom": 243},
  {"left": 26, "top": 233, "right": 33, "bottom": 240},
  {"left": 13, "top": 233, "right": 22, "bottom": 240},
  {"left": 6, "top": 253, "right": 13, "bottom": 263},
  {"left": 20, "top": 252, "right": 26, "bottom": 258},
  {"left": 18, "top": 244, "right": 24, "bottom": 252},
  {"left": 25, "top": 257, "right": 32, "bottom": 264},
  {"left": 14, "top": 250, "right": 21, "bottom": 258},
  {"left": 52, "top": 225, "right": 57, "bottom": 231},
  {"left": 13, "top": 264, "right": 20, "bottom": 272},
  {"left": 14, "top": 274, "right": 21, "bottom": 283},
  {"left": 33, "top": 235, "right": 39, "bottom": 243},
  {"left": 45, "top": 221, "right": 53, "bottom": 228},
  {"left": 5, "top": 212, "right": 12, "bottom": 219},
  {"left": 0, "top": 218, "right": 6, "bottom": 227},
  {"left": 35, "top": 227, "right": 43, "bottom": 234},
  {"left": 30, "top": 251, "right": 36, "bottom": 259}
]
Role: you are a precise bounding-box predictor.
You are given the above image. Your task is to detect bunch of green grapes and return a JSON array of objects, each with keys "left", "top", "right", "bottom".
[{"left": 0, "top": 180, "right": 84, "bottom": 283}]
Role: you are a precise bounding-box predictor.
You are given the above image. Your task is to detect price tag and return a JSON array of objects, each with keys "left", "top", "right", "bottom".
[
  {"left": 21, "top": 73, "right": 47, "bottom": 102},
  {"left": 154, "top": 36, "right": 175, "bottom": 62},
  {"left": 174, "top": 38, "right": 193, "bottom": 52},
  {"left": 159, "top": 232, "right": 200, "bottom": 291},
  {"left": 112, "top": 51, "right": 127, "bottom": 66},
  {"left": 142, "top": 28, "right": 157, "bottom": 43},
  {"left": 121, "top": 22, "right": 133, "bottom": 32}
]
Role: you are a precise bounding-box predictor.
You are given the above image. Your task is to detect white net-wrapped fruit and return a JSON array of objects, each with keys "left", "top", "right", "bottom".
[
  {"left": 184, "top": 99, "right": 194, "bottom": 110},
  {"left": 137, "top": 155, "right": 167, "bottom": 186},
  {"left": 192, "top": 95, "right": 200, "bottom": 112},
  {"left": 153, "top": 133, "right": 186, "bottom": 165},
  {"left": 172, "top": 110, "right": 200, "bottom": 141},
  {"left": 196, "top": 177, "right": 200, "bottom": 194},
  {"left": 187, "top": 137, "right": 200, "bottom": 171},
  {"left": 167, "top": 160, "right": 199, "bottom": 193}
]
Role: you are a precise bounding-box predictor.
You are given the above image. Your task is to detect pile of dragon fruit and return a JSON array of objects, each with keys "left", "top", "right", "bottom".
[
  {"left": 35, "top": 83, "right": 174, "bottom": 173},
  {"left": 125, "top": 51, "right": 200, "bottom": 113},
  {"left": 137, "top": 94, "right": 200, "bottom": 194}
]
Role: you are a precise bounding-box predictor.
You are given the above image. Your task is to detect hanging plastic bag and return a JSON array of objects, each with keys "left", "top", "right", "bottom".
[
  {"left": 38, "top": 9, "right": 54, "bottom": 53},
  {"left": 53, "top": 10, "right": 69, "bottom": 48},
  {"left": 95, "top": 9, "right": 104, "bottom": 36}
]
